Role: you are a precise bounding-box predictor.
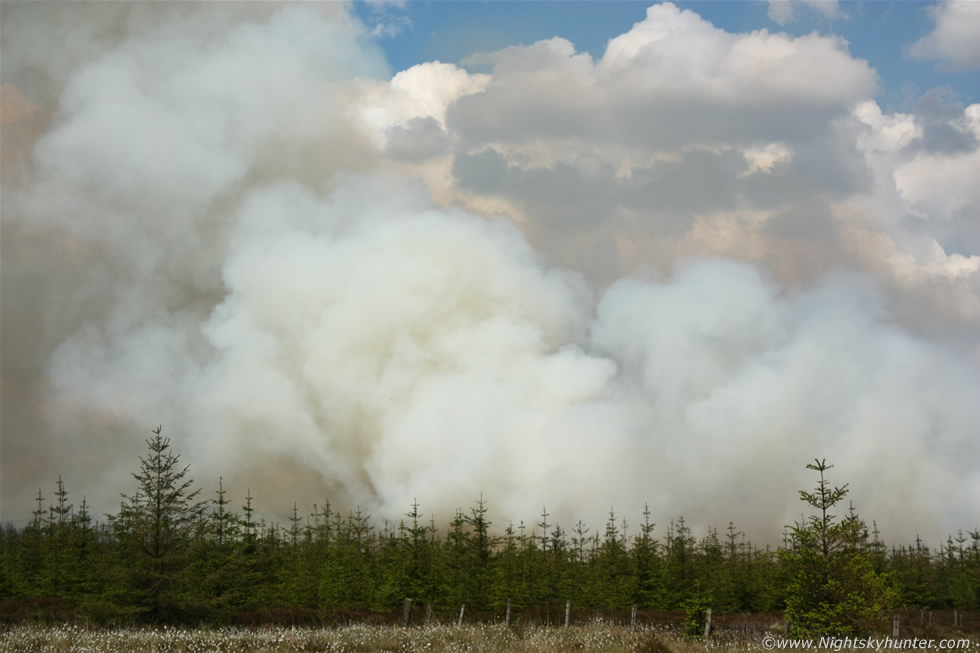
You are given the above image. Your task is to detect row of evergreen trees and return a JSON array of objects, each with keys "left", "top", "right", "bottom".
[{"left": 1, "top": 429, "right": 978, "bottom": 630}]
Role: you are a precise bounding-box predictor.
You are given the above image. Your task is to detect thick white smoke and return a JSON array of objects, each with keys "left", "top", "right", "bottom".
[{"left": 2, "top": 2, "right": 978, "bottom": 544}]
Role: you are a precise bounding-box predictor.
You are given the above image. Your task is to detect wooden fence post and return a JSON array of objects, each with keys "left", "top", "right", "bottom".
[
  {"left": 565, "top": 601, "right": 571, "bottom": 629},
  {"left": 705, "top": 608, "right": 712, "bottom": 637},
  {"left": 506, "top": 598, "right": 512, "bottom": 627},
  {"left": 631, "top": 604, "right": 638, "bottom": 633},
  {"left": 892, "top": 615, "right": 900, "bottom": 638},
  {"left": 458, "top": 604, "right": 465, "bottom": 627},
  {"left": 402, "top": 598, "right": 413, "bottom": 627},
  {"left": 425, "top": 603, "right": 432, "bottom": 627}
]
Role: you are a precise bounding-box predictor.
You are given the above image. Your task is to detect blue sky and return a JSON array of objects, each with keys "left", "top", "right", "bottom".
[{"left": 353, "top": 1, "right": 980, "bottom": 110}]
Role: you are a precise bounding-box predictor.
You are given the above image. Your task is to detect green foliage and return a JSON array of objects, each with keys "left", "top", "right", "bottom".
[
  {"left": 320, "top": 508, "right": 375, "bottom": 611},
  {"left": 489, "top": 522, "right": 523, "bottom": 611},
  {"left": 661, "top": 517, "right": 697, "bottom": 609},
  {"left": 630, "top": 506, "right": 662, "bottom": 609},
  {"left": 780, "top": 459, "right": 896, "bottom": 637},
  {"left": 593, "top": 509, "right": 634, "bottom": 609},
  {"left": 3, "top": 440, "right": 977, "bottom": 627},
  {"left": 682, "top": 580, "right": 709, "bottom": 637},
  {"left": 939, "top": 532, "right": 978, "bottom": 610},
  {"left": 107, "top": 426, "right": 206, "bottom": 622}
]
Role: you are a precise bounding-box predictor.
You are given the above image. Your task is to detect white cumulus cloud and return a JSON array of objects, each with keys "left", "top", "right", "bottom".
[{"left": 909, "top": 0, "right": 980, "bottom": 70}]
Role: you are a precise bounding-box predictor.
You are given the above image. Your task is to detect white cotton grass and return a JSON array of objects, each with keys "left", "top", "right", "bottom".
[{"left": 6, "top": 622, "right": 974, "bottom": 652}]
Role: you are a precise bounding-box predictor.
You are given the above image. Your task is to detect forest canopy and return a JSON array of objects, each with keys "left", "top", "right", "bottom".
[{"left": 1, "top": 431, "right": 977, "bottom": 631}]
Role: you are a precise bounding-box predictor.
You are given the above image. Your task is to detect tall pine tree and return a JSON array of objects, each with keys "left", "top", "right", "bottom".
[
  {"left": 780, "top": 459, "right": 894, "bottom": 637},
  {"left": 108, "top": 426, "right": 205, "bottom": 623}
]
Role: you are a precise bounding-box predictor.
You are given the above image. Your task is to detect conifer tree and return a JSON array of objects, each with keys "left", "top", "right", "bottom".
[
  {"left": 279, "top": 501, "right": 310, "bottom": 608},
  {"left": 44, "top": 476, "right": 73, "bottom": 597},
  {"left": 697, "top": 527, "right": 725, "bottom": 611},
  {"left": 19, "top": 489, "right": 47, "bottom": 598},
  {"left": 571, "top": 520, "right": 591, "bottom": 566},
  {"left": 489, "top": 522, "right": 523, "bottom": 612},
  {"left": 0, "top": 522, "right": 23, "bottom": 599},
  {"left": 631, "top": 505, "right": 661, "bottom": 608},
  {"left": 320, "top": 508, "right": 374, "bottom": 610},
  {"left": 67, "top": 496, "right": 106, "bottom": 616},
  {"left": 8, "top": 452, "right": 980, "bottom": 625},
  {"left": 717, "top": 521, "right": 747, "bottom": 612},
  {"left": 756, "top": 543, "right": 786, "bottom": 612},
  {"left": 547, "top": 524, "right": 574, "bottom": 604},
  {"left": 109, "top": 426, "right": 206, "bottom": 622},
  {"left": 663, "top": 517, "right": 697, "bottom": 608},
  {"left": 404, "top": 500, "right": 436, "bottom": 602},
  {"left": 224, "top": 489, "right": 279, "bottom": 612},
  {"left": 780, "top": 459, "right": 895, "bottom": 637},
  {"left": 375, "top": 500, "right": 434, "bottom": 609},
  {"left": 594, "top": 509, "right": 632, "bottom": 608},
  {"left": 441, "top": 508, "right": 470, "bottom": 608},
  {"left": 186, "top": 478, "right": 244, "bottom": 620},
  {"left": 940, "top": 531, "right": 977, "bottom": 609}
]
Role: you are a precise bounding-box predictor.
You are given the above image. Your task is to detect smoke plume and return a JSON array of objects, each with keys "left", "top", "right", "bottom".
[{"left": 2, "top": 2, "right": 978, "bottom": 544}]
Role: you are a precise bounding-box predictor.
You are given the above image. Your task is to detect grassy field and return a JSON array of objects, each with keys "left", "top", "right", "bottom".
[{"left": 2, "top": 622, "right": 979, "bottom": 653}]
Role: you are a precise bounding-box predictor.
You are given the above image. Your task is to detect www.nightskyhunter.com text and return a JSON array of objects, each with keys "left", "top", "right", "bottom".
[{"left": 763, "top": 637, "right": 975, "bottom": 651}]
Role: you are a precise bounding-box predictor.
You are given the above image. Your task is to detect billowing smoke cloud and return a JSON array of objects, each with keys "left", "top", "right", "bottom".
[{"left": 2, "top": 2, "right": 978, "bottom": 544}]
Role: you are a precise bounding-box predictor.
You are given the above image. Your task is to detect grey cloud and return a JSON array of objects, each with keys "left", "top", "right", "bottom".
[
  {"left": 447, "top": 4, "right": 874, "bottom": 153},
  {"left": 439, "top": 5, "right": 880, "bottom": 288},
  {"left": 450, "top": 86, "right": 854, "bottom": 155},
  {"left": 384, "top": 117, "right": 451, "bottom": 161},
  {"left": 910, "top": 88, "right": 979, "bottom": 154},
  {"left": 745, "top": 137, "right": 872, "bottom": 205},
  {"left": 451, "top": 147, "right": 509, "bottom": 195},
  {"left": 929, "top": 213, "right": 980, "bottom": 259},
  {"left": 624, "top": 149, "right": 743, "bottom": 216}
]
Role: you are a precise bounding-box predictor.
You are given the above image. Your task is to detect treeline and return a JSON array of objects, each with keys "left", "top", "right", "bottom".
[{"left": 1, "top": 430, "right": 978, "bottom": 627}]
